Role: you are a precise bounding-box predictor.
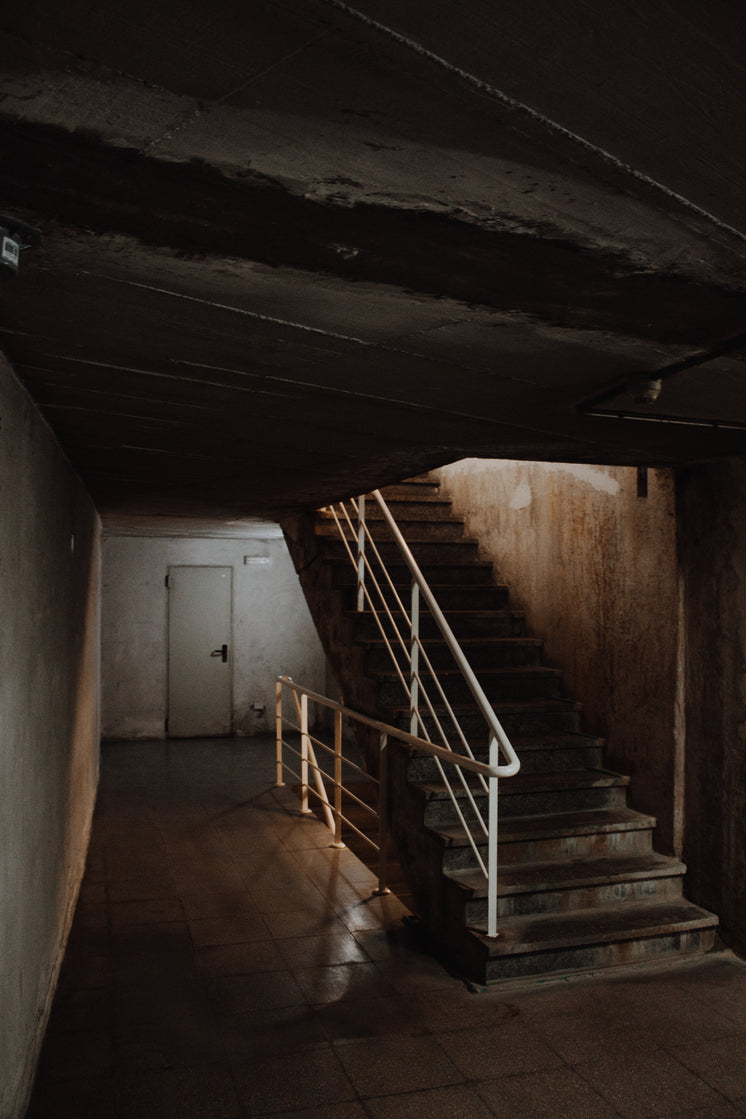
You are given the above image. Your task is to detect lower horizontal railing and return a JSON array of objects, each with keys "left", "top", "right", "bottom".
[{"left": 275, "top": 674, "right": 504, "bottom": 934}]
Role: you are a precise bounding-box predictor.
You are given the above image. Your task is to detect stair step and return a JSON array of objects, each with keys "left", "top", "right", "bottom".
[
  {"left": 420, "top": 769, "right": 630, "bottom": 798},
  {"left": 324, "top": 539, "right": 481, "bottom": 565},
  {"left": 451, "top": 853, "right": 687, "bottom": 919},
  {"left": 441, "top": 805, "right": 656, "bottom": 845},
  {"left": 510, "top": 731, "right": 605, "bottom": 752},
  {"left": 454, "top": 852, "right": 685, "bottom": 898},
  {"left": 391, "top": 697, "right": 583, "bottom": 737},
  {"left": 333, "top": 562, "right": 496, "bottom": 588},
  {"left": 377, "top": 665, "right": 563, "bottom": 705},
  {"left": 438, "top": 807, "right": 657, "bottom": 869},
  {"left": 350, "top": 608, "right": 527, "bottom": 640},
  {"left": 363, "top": 637, "right": 543, "bottom": 671},
  {"left": 378, "top": 480, "right": 441, "bottom": 499},
  {"left": 421, "top": 770, "right": 629, "bottom": 824},
  {"left": 319, "top": 498, "right": 457, "bottom": 522},
  {"left": 316, "top": 518, "right": 467, "bottom": 542},
  {"left": 474, "top": 900, "right": 719, "bottom": 982},
  {"left": 343, "top": 585, "right": 510, "bottom": 611},
  {"left": 407, "top": 733, "right": 604, "bottom": 779}
]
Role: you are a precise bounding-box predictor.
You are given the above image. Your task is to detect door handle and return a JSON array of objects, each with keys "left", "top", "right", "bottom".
[{"left": 211, "top": 644, "right": 228, "bottom": 662}]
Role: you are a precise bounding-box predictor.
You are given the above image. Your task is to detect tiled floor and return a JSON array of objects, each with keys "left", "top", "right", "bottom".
[{"left": 27, "top": 735, "right": 746, "bottom": 1118}]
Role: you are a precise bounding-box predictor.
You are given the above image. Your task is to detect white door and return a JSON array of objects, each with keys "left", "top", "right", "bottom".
[{"left": 167, "top": 565, "right": 233, "bottom": 737}]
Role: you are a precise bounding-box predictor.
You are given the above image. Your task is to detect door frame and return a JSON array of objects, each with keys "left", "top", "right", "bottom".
[{"left": 166, "top": 563, "right": 234, "bottom": 737}]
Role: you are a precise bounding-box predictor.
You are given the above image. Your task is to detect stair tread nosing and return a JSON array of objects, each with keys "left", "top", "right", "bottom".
[
  {"left": 359, "top": 636, "right": 543, "bottom": 649},
  {"left": 470, "top": 899, "right": 719, "bottom": 954},
  {"left": 508, "top": 732, "right": 604, "bottom": 749},
  {"left": 320, "top": 495, "right": 453, "bottom": 508},
  {"left": 417, "top": 769, "right": 631, "bottom": 800},
  {"left": 357, "top": 584, "right": 509, "bottom": 593},
  {"left": 447, "top": 852, "right": 687, "bottom": 896},
  {"left": 410, "top": 732, "right": 601, "bottom": 753},
  {"left": 372, "top": 665, "right": 562, "bottom": 680},
  {"left": 434, "top": 806, "right": 657, "bottom": 846},
  {"left": 390, "top": 696, "right": 580, "bottom": 713}
]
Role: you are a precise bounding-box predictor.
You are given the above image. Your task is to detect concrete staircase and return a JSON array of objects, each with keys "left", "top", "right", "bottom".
[{"left": 305, "top": 476, "right": 718, "bottom": 984}]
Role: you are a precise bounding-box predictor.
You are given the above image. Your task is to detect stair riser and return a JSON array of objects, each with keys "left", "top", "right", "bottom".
[
  {"left": 379, "top": 483, "right": 441, "bottom": 499},
  {"left": 424, "top": 784, "right": 627, "bottom": 827},
  {"left": 364, "top": 642, "right": 542, "bottom": 673},
  {"left": 467, "top": 875, "right": 684, "bottom": 922},
  {"left": 352, "top": 611, "right": 526, "bottom": 640},
  {"left": 317, "top": 520, "right": 466, "bottom": 541},
  {"left": 442, "top": 826, "right": 655, "bottom": 872},
  {"left": 379, "top": 672, "right": 562, "bottom": 707},
  {"left": 321, "top": 501, "right": 455, "bottom": 522},
  {"left": 484, "top": 928, "right": 717, "bottom": 983},
  {"left": 325, "top": 540, "right": 481, "bottom": 565},
  {"left": 333, "top": 564, "right": 495, "bottom": 589},
  {"left": 512, "top": 747, "right": 605, "bottom": 774},
  {"left": 407, "top": 746, "right": 604, "bottom": 782},
  {"left": 396, "top": 706, "right": 581, "bottom": 738}
]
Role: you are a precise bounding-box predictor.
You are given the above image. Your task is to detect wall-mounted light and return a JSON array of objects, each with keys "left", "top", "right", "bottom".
[
  {"left": 0, "top": 215, "right": 40, "bottom": 277},
  {"left": 0, "top": 229, "right": 20, "bottom": 272}
]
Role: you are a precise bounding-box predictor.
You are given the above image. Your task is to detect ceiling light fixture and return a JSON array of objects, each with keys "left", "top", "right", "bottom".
[
  {"left": 577, "top": 329, "right": 746, "bottom": 432},
  {"left": 626, "top": 375, "right": 663, "bottom": 405}
]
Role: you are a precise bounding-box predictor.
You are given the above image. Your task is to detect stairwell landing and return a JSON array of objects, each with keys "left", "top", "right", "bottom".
[{"left": 282, "top": 476, "right": 718, "bottom": 984}]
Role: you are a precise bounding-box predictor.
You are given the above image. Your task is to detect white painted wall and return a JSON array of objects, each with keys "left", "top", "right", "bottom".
[
  {"left": 101, "top": 528, "right": 326, "bottom": 739},
  {"left": 0, "top": 355, "right": 100, "bottom": 1119}
]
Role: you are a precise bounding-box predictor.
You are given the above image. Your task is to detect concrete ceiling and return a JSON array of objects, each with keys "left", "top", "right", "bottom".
[{"left": 1, "top": 0, "right": 746, "bottom": 520}]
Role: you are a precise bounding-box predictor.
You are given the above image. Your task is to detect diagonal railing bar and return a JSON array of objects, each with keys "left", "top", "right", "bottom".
[
  {"left": 333, "top": 501, "right": 492, "bottom": 839},
  {"left": 340, "top": 501, "right": 496, "bottom": 840},
  {"left": 367, "top": 488, "right": 519, "bottom": 776},
  {"left": 323, "top": 528, "right": 485, "bottom": 853},
  {"left": 343, "top": 492, "right": 503, "bottom": 801},
  {"left": 345, "top": 499, "right": 491, "bottom": 777},
  {"left": 346, "top": 499, "right": 487, "bottom": 774},
  {"left": 326, "top": 503, "right": 413, "bottom": 685}
]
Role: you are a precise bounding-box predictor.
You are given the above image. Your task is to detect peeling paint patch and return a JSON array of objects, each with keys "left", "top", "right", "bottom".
[
  {"left": 510, "top": 481, "right": 532, "bottom": 509},
  {"left": 541, "top": 462, "right": 622, "bottom": 495}
]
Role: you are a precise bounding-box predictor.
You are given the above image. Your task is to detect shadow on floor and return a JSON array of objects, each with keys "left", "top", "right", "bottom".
[{"left": 27, "top": 734, "right": 746, "bottom": 1119}]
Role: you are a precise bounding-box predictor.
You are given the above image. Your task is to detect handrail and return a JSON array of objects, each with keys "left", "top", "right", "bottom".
[
  {"left": 277, "top": 675, "right": 500, "bottom": 778},
  {"left": 275, "top": 675, "right": 503, "bottom": 933}
]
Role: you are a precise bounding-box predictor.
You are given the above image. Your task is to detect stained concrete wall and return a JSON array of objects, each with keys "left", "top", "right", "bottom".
[
  {"left": 101, "top": 531, "right": 326, "bottom": 739},
  {"left": 677, "top": 460, "right": 746, "bottom": 957},
  {"left": 0, "top": 355, "right": 100, "bottom": 1119},
  {"left": 435, "top": 459, "right": 682, "bottom": 853}
]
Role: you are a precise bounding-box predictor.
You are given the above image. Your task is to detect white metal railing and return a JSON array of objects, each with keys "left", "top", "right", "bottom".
[
  {"left": 313, "top": 488, "right": 520, "bottom": 937},
  {"left": 275, "top": 675, "right": 506, "bottom": 932}
]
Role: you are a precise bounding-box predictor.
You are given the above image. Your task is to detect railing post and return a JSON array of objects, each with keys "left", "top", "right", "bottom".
[
  {"left": 331, "top": 707, "right": 345, "bottom": 849},
  {"left": 487, "top": 734, "right": 499, "bottom": 938},
  {"left": 300, "top": 692, "right": 313, "bottom": 815},
  {"left": 275, "top": 679, "right": 285, "bottom": 787},
  {"left": 356, "top": 494, "right": 366, "bottom": 612},
  {"left": 373, "top": 732, "right": 391, "bottom": 896},
  {"left": 410, "top": 579, "right": 420, "bottom": 736}
]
